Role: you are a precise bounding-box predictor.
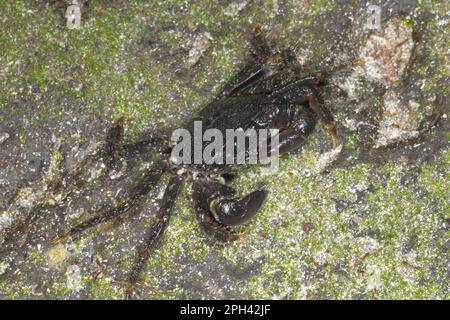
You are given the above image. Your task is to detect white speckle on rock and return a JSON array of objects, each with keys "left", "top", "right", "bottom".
[
  {"left": 67, "top": 207, "right": 86, "bottom": 221},
  {"left": 0, "top": 260, "right": 10, "bottom": 275},
  {"left": 66, "top": 264, "right": 83, "bottom": 291},
  {"left": 358, "top": 237, "right": 379, "bottom": 252},
  {"left": 366, "top": 264, "right": 383, "bottom": 291},
  {"left": 88, "top": 163, "right": 105, "bottom": 182},
  {"left": 15, "top": 187, "right": 40, "bottom": 208},
  {"left": 109, "top": 161, "right": 127, "bottom": 180},
  {"left": 0, "top": 211, "right": 15, "bottom": 232},
  {"left": 295, "top": 48, "right": 311, "bottom": 66},
  {"left": 344, "top": 118, "right": 358, "bottom": 131},
  {"left": 336, "top": 75, "right": 365, "bottom": 100}
]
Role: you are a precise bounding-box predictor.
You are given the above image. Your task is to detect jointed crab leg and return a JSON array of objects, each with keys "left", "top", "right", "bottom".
[
  {"left": 105, "top": 114, "right": 128, "bottom": 168},
  {"left": 125, "top": 175, "right": 185, "bottom": 299},
  {"left": 297, "top": 94, "right": 340, "bottom": 148},
  {"left": 221, "top": 23, "right": 281, "bottom": 97},
  {"left": 251, "top": 23, "right": 272, "bottom": 62},
  {"left": 121, "top": 136, "right": 172, "bottom": 162},
  {"left": 53, "top": 160, "right": 166, "bottom": 243}
]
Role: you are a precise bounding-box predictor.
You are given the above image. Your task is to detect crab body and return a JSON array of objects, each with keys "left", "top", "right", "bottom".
[{"left": 181, "top": 70, "right": 321, "bottom": 174}]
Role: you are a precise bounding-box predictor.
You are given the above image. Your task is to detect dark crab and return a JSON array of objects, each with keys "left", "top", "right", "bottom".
[{"left": 48, "top": 25, "right": 338, "bottom": 298}]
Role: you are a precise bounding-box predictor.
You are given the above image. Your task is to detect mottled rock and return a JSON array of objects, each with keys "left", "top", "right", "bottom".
[
  {"left": 366, "top": 264, "right": 383, "bottom": 291},
  {"left": 66, "top": 264, "right": 83, "bottom": 291},
  {"left": 313, "top": 144, "right": 343, "bottom": 174},
  {"left": 224, "top": 0, "right": 249, "bottom": 17},
  {"left": 0, "top": 132, "right": 10, "bottom": 145},
  {"left": 375, "top": 90, "right": 424, "bottom": 148},
  {"left": 47, "top": 244, "right": 71, "bottom": 268},
  {"left": 186, "top": 32, "right": 213, "bottom": 68},
  {"left": 0, "top": 261, "right": 10, "bottom": 275},
  {"left": 355, "top": 18, "right": 414, "bottom": 86},
  {"left": 337, "top": 17, "right": 421, "bottom": 147}
]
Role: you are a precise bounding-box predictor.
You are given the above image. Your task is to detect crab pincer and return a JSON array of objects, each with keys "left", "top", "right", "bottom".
[{"left": 192, "top": 178, "right": 267, "bottom": 240}]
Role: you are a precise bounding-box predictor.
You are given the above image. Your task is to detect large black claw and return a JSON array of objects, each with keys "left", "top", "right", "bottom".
[{"left": 211, "top": 189, "right": 267, "bottom": 226}]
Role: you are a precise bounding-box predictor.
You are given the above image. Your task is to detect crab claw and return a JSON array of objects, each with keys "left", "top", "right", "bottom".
[
  {"left": 210, "top": 189, "right": 267, "bottom": 226},
  {"left": 193, "top": 179, "right": 267, "bottom": 241}
]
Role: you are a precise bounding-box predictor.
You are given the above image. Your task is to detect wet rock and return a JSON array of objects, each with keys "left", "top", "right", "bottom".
[
  {"left": 355, "top": 18, "right": 414, "bottom": 87},
  {"left": 0, "top": 261, "right": 10, "bottom": 275},
  {"left": 47, "top": 244, "right": 71, "bottom": 268},
  {"left": 224, "top": 0, "right": 249, "bottom": 17},
  {"left": 186, "top": 31, "right": 213, "bottom": 68},
  {"left": 0, "top": 132, "right": 10, "bottom": 145},
  {"left": 66, "top": 264, "right": 83, "bottom": 291},
  {"left": 375, "top": 90, "right": 424, "bottom": 148},
  {"left": 366, "top": 264, "right": 383, "bottom": 291},
  {"left": 1, "top": 1, "right": 448, "bottom": 300},
  {"left": 314, "top": 144, "right": 343, "bottom": 174},
  {"left": 337, "top": 17, "right": 422, "bottom": 148}
]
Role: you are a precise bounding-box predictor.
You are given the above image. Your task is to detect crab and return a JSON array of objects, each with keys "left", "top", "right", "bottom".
[{"left": 21, "top": 25, "right": 339, "bottom": 298}]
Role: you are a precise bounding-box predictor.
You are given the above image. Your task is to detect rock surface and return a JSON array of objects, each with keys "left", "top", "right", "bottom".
[
  {"left": 0, "top": 1, "right": 448, "bottom": 300},
  {"left": 355, "top": 18, "right": 414, "bottom": 86}
]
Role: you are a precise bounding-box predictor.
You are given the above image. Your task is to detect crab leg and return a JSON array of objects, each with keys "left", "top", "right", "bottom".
[
  {"left": 105, "top": 114, "right": 129, "bottom": 169},
  {"left": 125, "top": 175, "right": 185, "bottom": 299},
  {"left": 221, "top": 24, "right": 283, "bottom": 97},
  {"left": 250, "top": 23, "right": 272, "bottom": 63},
  {"left": 53, "top": 161, "right": 166, "bottom": 243},
  {"left": 105, "top": 114, "right": 172, "bottom": 169},
  {"left": 297, "top": 95, "right": 339, "bottom": 148},
  {"left": 275, "top": 128, "right": 308, "bottom": 154},
  {"left": 123, "top": 136, "right": 171, "bottom": 157}
]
